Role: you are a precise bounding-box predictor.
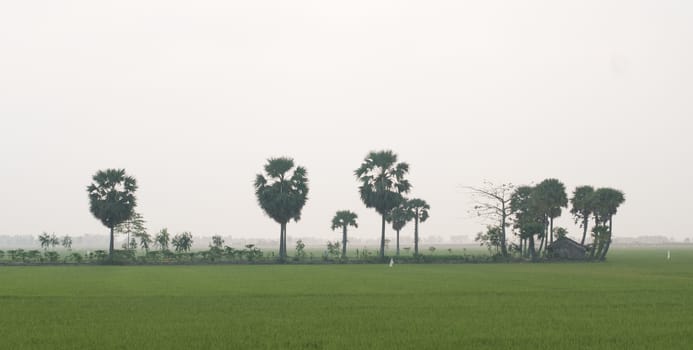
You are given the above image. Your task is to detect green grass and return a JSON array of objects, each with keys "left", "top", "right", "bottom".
[{"left": 1, "top": 248, "right": 692, "bottom": 349}]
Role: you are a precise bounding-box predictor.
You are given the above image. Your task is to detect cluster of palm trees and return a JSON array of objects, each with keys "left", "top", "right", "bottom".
[
  {"left": 252, "top": 151, "right": 430, "bottom": 261},
  {"left": 507, "top": 180, "right": 624, "bottom": 260},
  {"left": 353, "top": 150, "right": 430, "bottom": 259}
]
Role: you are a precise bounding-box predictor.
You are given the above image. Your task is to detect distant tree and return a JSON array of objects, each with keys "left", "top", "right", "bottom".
[
  {"left": 326, "top": 241, "right": 342, "bottom": 259},
  {"left": 570, "top": 186, "right": 595, "bottom": 245},
  {"left": 386, "top": 203, "right": 414, "bottom": 256},
  {"left": 465, "top": 182, "right": 513, "bottom": 257},
  {"left": 533, "top": 179, "right": 568, "bottom": 253},
  {"left": 553, "top": 227, "right": 568, "bottom": 240},
  {"left": 511, "top": 186, "right": 544, "bottom": 260},
  {"left": 331, "top": 210, "right": 358, "bottom": 258},
  {"left": 136, "top": 232, "right": 153, "bottom": 254},
  {"left": 61, "top": 235, "right": 73, "bottom": 251},
  {"left": 475, "top": 225, "right": 503, "bottom": 254},
  {"left": 154, "top": 228, "right": 170, "bottom": 251},
  {"left": 87, "top": 169, "right": 138, "bottom": 258},
  {"left": 254, "top": 157, "right": 309, "bottom": 260},
  {"left": 38, "top": 232, "right": 51, "bottom": 251},
  {"left": 116, "top": 212, "right": 146, "bottom": 251},
  {"left": 211, "top": 235, "right": 224, "bottom": 250},
  {"left": 407, "top": 198, "right": 430, "bottom": 256},
  {"left": 38, "top": 232, "right": 59, "bottom": 251},
  {"left": 355, "top": 150, "right": 411, "bottom": 259},
  {"left": 590, "top": 188, "right": 625, "bottom": 260},
  {"left": 295, "top": 239, "right": 306, "bottom": 259},
  {"left": 171, "top": 232, "right": 193, "bottom": 253}
]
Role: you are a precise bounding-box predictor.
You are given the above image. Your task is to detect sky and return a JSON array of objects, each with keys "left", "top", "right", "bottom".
[{"left": 1, "top": 0, "right": 692, "bottom": 245}]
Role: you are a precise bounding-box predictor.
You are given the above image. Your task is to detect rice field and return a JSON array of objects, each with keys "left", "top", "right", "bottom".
[{"left": 1, "top": 248, "right": 691, "bottom": 349}]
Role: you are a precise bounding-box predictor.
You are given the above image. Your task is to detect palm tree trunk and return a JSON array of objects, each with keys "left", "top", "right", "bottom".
[
  {"left": 538, "top": 229, "right": 545, "bottom": 256},
  {"left": 279, "top": 223, "right": 285, "bottom": 260},
  {"left": 414, "top": 215, "right": 419, "bottom": 256},
  {"left": 600, "top": 217, "right": 613, "bottom": 261},
  {"left": 396, "top": 229, "right": 400, "bottom": 257},
  {"left": 109, "top": 226, "right": 115, "bottom": 257},
  {"left": 342, "top": 226, "right": 347, "bottom": 258},
  {"left": 549, "top": 217, "right": 554, "bottom": 245},
  {"left": 580, "top": 216, "right": 589, "bottom": 245},
  {"left": 380, "top": 215, "right": 386, "bottom": 259},
  {"left": 528, "top": 235, "right": 536, "bottom": 261}
]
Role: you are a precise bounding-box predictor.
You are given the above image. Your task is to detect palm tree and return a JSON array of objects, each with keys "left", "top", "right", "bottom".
[
  {"left": 534, "top": 179, "right": 568, "bottom": 253},
  {"left": 355, "top": 150, "right": 411, "bottom": 259},
  {"left": 591, "top": 188, "right": 625, "bottom": 261},
  {"left": 407, "top": 198, "right": 430, "bottom": 256},
  {"left": 87, "top": 169, "right": 137, "bottom": 258},
  {"left": 511, "top": 186, "right": 544, "bottom": 260},
  {"left": 570, "top": 186, "right": 595, "bottom": 245},
  {"left": 154, "top": 228, "right": 170, "bottom": 251},
  {"left": 61, "top": 235, "right": 73, "bottom": 251},
  {"left": 171, "top": 232, "right": 193, "bottom": 252},
  {"left": 254, "top": 157, "right": 309, "bottom": 260},
  {"left": 38, "top": 232, "right": 51, "bottom": 251},
  {"left": 136, "top": 232, "right": 153, "bottom": 254},
  {"left": 386, "top": 204, "right": 413, "bottom": 256},
  {"left": 331, "top": 210, "right": 358, "bottom": 258}
]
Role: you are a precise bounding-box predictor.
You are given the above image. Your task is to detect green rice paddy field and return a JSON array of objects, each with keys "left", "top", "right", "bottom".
[{"left": 1, "top": 248, "right": 692, "bottom": 349}]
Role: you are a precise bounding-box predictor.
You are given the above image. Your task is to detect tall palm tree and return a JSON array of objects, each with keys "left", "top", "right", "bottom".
[
  {"left": 354, "top": 150, "right": 411, "bottom": 259},
  {"left": 172, "top": 232, "right": 193, "bottom": 252},
  {"left": 386, "top": 203, "right": 413, "bottom": 256},
  {"left": 591, "top": 188, "right": 625, "bottom": 260},
  {"left": 534, "top": 178, "right": 568, "bottom": 252},
  {"left": 407, "top": 198, "right": 430, "bottom": 256},
  {"left": 154, "top": 228, "right": 170, "bottom": 251},
  {"left": 570, "top": 186, "right": 595, "bottom": 245},
  {"left": 255, "top": 157, "right": 309, "bottom": 260},
  {"left": 38, "top": 232, "right": 51, "bottom": 251},
  {"left": 511, "top": 186, "right": 544, "bottom": 260},
  {"left": 331, "top": 210, "right": 358, "bottom": 258},
  {"left": 87, "top": 169, "right": 137, "bottom": 258}
]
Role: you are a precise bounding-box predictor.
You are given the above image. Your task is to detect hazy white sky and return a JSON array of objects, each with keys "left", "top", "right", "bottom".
[{"left": 1, "top": 1, "right": 692, "bottom": 243}]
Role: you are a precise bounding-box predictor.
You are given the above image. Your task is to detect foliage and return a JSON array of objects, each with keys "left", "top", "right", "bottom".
[
  {"left": 331, "top": 210, "right": 358, "bottom": 258},
  {"left": 61, "top": 235, "right": 73, "bottom": 250},
  {"left": 86, "top": 168, "right": 138, "bottom": 257},
  {"left": 154, "top": 228, "right": 170, "bottom": 251},
  {"left": 326, "top": 241, "right": 341, "bottom": 259},
  {"left": 570, "top": 185, "right": 595, "bottom": 244},
  {"left": 475, "top": 225, "right": 503, "bottom": 254},
  {"left": 172, "top": 232, "right": 194, "bottom": 253},
  {"left": 254, "top": 157, "right": 309, "bottom": 260},
  {"left": 553, "top": 227, "right": 568, "bottom": 240},
  {"left": 38, "top": 232, "right": 59, "bottom": 251},
  {"left": 295, "top": 240, "right": 306, "bottom": 260},
  {"left": 355, "top": 150, "right": 411, "bottom": 258},
  {"left": 407, "top": 197, "right": 430, "bottom": 256}
]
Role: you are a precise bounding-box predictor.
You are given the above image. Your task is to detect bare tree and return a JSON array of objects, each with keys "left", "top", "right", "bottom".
[{"left": 464, "top": 182, "right": 514, "bottom": 257}]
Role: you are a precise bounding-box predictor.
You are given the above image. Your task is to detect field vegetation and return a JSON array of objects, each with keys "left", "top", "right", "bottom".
[{"left": 1, "top": 249, "right": 691, "bottom": 349}]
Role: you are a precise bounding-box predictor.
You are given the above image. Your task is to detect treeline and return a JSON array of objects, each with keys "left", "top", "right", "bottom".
[
  {"left": 469, "top": 180, "right": 625, "bottom": 261},
  {"left": 2, "top": 149, "right": 624, "bottom": 264}
]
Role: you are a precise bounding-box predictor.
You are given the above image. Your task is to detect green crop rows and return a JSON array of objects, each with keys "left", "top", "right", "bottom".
[{"left": 1, "top": 248, "right": 691, "bottom": 349}]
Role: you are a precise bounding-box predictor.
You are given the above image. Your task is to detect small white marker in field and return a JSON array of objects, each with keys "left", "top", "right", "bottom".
[
  {"left": 667, "top": 250, "right": 671, "bottom": 261},
  {"left": 389, "top": 258, "right": 394, "bottom": 267}
]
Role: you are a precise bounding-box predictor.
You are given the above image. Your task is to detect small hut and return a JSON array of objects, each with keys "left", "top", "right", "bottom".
[{"left": 547, "top": 237, "right": 587, "bottom": 260}]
